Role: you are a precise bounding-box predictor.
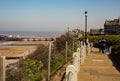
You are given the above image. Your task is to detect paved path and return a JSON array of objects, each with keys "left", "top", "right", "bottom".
[{"left": 78, "top": 48, "right": 120, "bottom": 81}]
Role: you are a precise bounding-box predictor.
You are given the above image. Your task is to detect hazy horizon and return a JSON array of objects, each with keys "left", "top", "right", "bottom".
[{"left": 0, "top": 0, "right": 120, "bottom": 32}]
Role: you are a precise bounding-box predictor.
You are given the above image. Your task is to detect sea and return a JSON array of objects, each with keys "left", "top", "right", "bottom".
[{"left": 0, "top": 31, "right": 64, "bottom": 38}]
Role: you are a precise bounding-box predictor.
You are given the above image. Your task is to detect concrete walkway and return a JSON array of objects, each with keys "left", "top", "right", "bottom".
[{"left": 78, "top": 48, "right": 120, "bottom": 81}]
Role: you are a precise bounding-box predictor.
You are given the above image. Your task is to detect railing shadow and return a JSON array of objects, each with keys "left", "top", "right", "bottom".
[
  {"left": 60, "top": 72, "right": 66, "bottom": 81},
  {"left": 108, "top": 54, "right": 120, "bottom": 72}
]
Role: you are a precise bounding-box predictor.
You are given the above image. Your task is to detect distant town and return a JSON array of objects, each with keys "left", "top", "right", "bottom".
[
  {"left": 72, "top": 17, "right": 120, "bottom": 36},
  {"left": 0, "top": 17, "right": 120, "bottom": 41},
  {"left": 90, "top": 17, "right": 120, "bottom": 35}
]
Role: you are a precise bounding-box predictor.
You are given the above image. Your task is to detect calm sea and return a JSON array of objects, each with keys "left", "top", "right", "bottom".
[{"left": 0, "top": 31, "right": 63, "bottom": 38}]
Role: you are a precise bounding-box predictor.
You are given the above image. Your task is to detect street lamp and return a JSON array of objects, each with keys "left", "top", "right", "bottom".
[
  {"left": 84, "top": 11, "right": 88, "bottom": 55},
  {"left": 84, "top": 11, "right": 88, "bottom": 37}
]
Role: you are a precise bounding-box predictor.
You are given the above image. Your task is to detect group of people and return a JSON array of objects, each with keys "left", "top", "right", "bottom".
[{"left": 98, "top": 38, "right": 112, "bottom": 54}]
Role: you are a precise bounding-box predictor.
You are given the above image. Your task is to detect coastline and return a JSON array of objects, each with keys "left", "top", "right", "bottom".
[{"left": 0, "top": 31, "right": 63, "bottom": 38}]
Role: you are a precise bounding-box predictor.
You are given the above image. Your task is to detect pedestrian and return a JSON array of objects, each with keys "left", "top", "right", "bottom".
[
  {"left": 108, "top": 40, "right": 112, "bottom": 53},
  {"left": 98, "top": 39, "right": 102, "bottom": 53},
  {"left": 105, "top": 39, "right": 109, "bottom": 52},
  {"left": 101, "top": 38, "right": 106, "bottom": 54},
  {"left": 84, "top": 37, "right": 88, "bottom": 46}
]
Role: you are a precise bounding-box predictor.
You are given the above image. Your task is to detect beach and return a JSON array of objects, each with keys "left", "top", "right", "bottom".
[{"left": 0, "top": 40, "right": 51, "bottom": 69}]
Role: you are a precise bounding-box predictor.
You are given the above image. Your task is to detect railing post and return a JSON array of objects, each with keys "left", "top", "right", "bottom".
[
  {"left": 90, "top": 42, "right": 93, "bottom": 52},
  {"left": 80, "top": 46, "right": 85, "bottom": 64},
  {"left": 72, "top": 52, "right": 79, "bottom": 71},
  {"left": 66, "top": 41, "right": 68, "bottom": 62},
  {"left": 48, "top": 42, "right": 51, "bottom": 81},
  {"left": 0, "top": 56, "right": 6, "bottom": 81},
  {"left": 81, "top": 41, "right": 83, "bottom": 46},
  {"left": 66, "top": 65, "right": 77, "bottom": 81},
  {"left": 87, "top": 43, "right": 91, "bottom": 55},
  {"left": 84, "top": 45, "right": 86, "bottom": 58},
  {"left": 77, "top": 48, "right": 81, "bottom": 70},
  {"left": 78, "top": 41, "right": 81, "bottom": 48},
  {"left": 72, "top": 41, "right": 74, "bottom": 53}
]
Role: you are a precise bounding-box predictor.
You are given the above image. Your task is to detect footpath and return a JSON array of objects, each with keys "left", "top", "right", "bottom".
[{"left": 78, "top": 48, "right": 120, "bottom": 81}]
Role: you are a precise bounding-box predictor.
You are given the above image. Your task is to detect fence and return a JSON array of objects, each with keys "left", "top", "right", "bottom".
[
  {"left": 0, "top": 56, "right": 6, "bottom": 81},
  {"left": 0, "top": 41, "right": 93, "bottom": 81},
  {"left": 66, "top": 42, "right": 92, "bottom": 81},
  {"left": 0, "top": 45, "right": 42, "bottom": 81}
]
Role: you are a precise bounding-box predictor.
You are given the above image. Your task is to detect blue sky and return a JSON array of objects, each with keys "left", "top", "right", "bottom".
[{"left": 0, "top": 0, "right": 120, "bottom": 32}]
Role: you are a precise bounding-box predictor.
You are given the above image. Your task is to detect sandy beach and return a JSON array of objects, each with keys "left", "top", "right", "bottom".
[
  {"left": 0, "top": 41, "right": 50, "bottom": 57},
  {"left": 0, "top": 41, "right": 50, "bottom": 67}
]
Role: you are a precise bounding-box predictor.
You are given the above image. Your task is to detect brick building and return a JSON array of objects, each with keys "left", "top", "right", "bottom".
[{"left": 104, "top": 17, "right": 120, "bottom": 34}]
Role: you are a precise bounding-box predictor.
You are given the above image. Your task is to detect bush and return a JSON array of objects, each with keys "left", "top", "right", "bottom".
[
  {"left": 56, "top": 33, "right": 73, "bottom": 51},
  {"left": 6, "top": 59, "right": 44, "bottom": 81},
  {"left": 87, "top": 35, "right": 120, "bottom": 66},
  {"left": 7, "top": 32, "right": 81, "bottom": 81}
]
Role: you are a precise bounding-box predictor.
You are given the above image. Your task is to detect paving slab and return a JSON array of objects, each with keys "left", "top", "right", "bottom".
[{"left": 78, "top": 48, "right": 120, "bottom": 81}]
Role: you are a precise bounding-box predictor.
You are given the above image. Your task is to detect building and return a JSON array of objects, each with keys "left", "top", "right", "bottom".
[
  {"left": 104, "top": 17, "right": 120, "bottom": 34},
  {"left": 90, "top": 28, "right": 104, "bottom": 35}
]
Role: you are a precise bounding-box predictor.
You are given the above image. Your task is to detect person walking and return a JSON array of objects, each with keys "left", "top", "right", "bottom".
[
  {"left": 108, "top": 40, "right": 112, "bottom": 54},
  {"left": 98, "top": 39, "right": 102, "bottom": 53},
  {"left": 84, "top": 37, "right": 88, "bottom": 46},
  {"left": 101, "top": 38, "right": 106, "bottom": 54}
]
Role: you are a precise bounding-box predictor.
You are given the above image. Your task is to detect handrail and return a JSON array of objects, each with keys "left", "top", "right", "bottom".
[
  {"left": 66, "top": 41, "right": 92, "bottom": 81},
  {"left": 67, "top": 72, "right": 73, "bottom": 81}
]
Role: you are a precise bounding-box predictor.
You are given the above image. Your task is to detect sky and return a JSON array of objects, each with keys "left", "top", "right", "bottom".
[{"left": 0, "top": 0, "right": 120, "bottom": 32}]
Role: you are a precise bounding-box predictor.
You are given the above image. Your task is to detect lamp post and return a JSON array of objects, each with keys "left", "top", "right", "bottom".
[
  {"left": 67, "top": 27, "right": 69, "bottom": 43},
  {"left": 84, "top": 11, "right": 88, "bottom": 55},
  {"left": 84, "top": 11, "right": 88, "bottom": 37}
]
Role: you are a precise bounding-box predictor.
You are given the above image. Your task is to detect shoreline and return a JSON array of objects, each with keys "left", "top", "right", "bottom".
[{"left": 0, "top": 31, "right": 63, "bottom": 38}]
